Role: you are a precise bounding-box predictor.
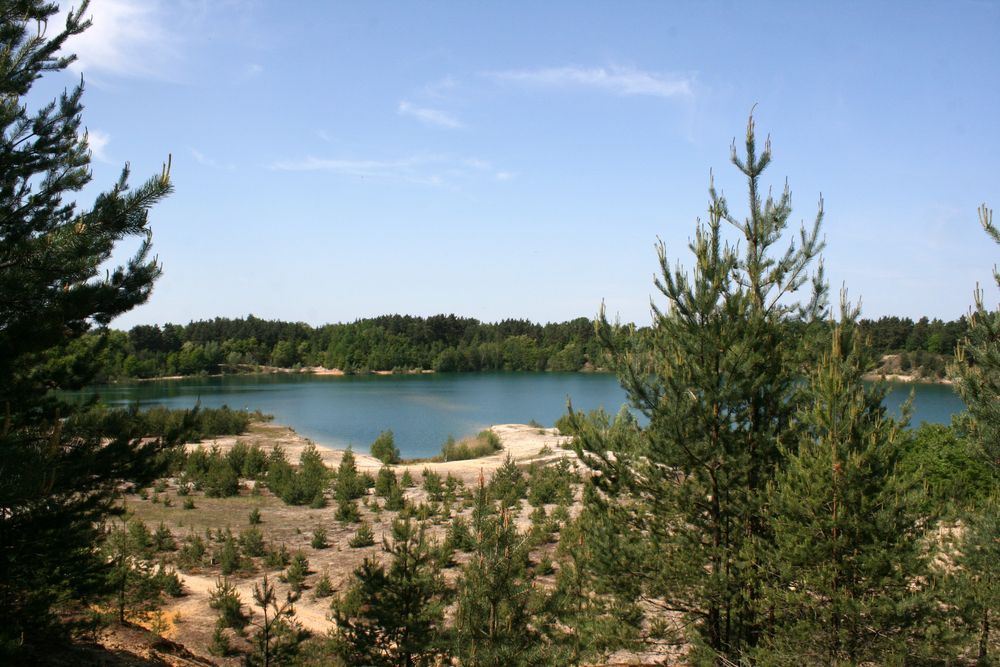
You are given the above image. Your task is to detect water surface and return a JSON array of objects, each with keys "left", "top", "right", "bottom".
[{"left": 86, "top": 373, "right": 965, "bottom": 458}]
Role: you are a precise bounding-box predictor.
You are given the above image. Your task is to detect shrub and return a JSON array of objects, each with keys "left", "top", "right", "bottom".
[
  {"left": 374, "top": 466, "right": 398, "bottom": 498},
  {"left": 217, "top": 535, "right": 243, "bottom": 576},
  {"left": 182, "top": 497, "right": 195, "bottom": 510},
  {"left": 400, "top": 470, "right": 415, "bottom": 488},
  {"left": 370, "top": 430, "right": 400, "bottom": 464},
  {"left": 311, "top": 527, "right": 328, "bottom": 549},
  {"left": 527, "top": 458, "right": 575, "bottom": 507},
  {"left": 336, "top": 498, "right": 361, "bottom": 524},
  {"left": 313, "top": 574, "right": 334, "bottom": 599},
  {"left": 249, "top": 507, "right": 262, "bottom": 525},
  {"left": 349, "top": 522, "right": 376, "bottom": 548},
  {"left": 239, "top": 526, "right": 265, "bottom": 557},
  {"left": 264, "top": 543, "right": 290, "bottom": 570},
  {"left": 439, "top": 429, "right": 502, "bottom": 461},
  {"left": 283, "top": 553, "right": 310, "bottom": 593},
  {"left": 488, "top": 456, "right": 526, "bottom": 507},
  {"left": 422, "top": 469, "right": 444, "bottom": 502},
  {"left": 152, "top": 522, "right": 177, "bottom": 552},
  {"left": 209, "top": 577, "right": 248, "bottom": 630}
]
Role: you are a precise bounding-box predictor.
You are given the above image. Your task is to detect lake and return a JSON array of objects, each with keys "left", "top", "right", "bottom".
[{"left": 86, "top": 373, "right": 967, "bottom": 458}]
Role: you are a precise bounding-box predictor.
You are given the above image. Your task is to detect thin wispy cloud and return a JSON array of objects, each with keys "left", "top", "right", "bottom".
[
  {"left": 487, "top": 65, "right": 693, "bottom": 99},
  {"left": 270, "top": 153, "right": 498, "bottom": 187},
  {"left": 237, "top": 63, "right": 264, "bottom": 82},
  {"left": 190, "top": 147, "right": 235, "bottom": 171},
  {"left": 61, "top": 0, "right": 178, "bottom": 81},
  {"left": 422, "top": 75, "right": 459, "bottom": 99},
  {"left": 81, "top": 128, "right": 110, "bottom": 162},
  {"left": 397, "top": 101, "right": 464, "bottom": 129}
]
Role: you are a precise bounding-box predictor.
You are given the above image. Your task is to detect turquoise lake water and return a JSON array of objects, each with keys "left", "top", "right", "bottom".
[{"left": 86, "top": 373, "right": 967, "bottom": 459}]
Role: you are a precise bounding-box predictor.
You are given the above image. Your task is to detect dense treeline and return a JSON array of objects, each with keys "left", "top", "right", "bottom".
[
  {"left": 83, "top": 312, "right": 971, "bottom": 381},
  {"left": 86, "top": 314, "right": 603, "bottom": 379}
]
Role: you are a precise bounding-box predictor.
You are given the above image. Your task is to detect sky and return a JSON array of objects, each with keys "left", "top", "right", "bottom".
[{"left": 41, "top": 0, "right": 1000, "bottom": 329}]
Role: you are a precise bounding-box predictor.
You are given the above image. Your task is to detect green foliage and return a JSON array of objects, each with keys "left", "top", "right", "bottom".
[
  {"left": 264, "top": 543, "right": 291, "bottom": 570},
  {"left": 440, "top": 429, "right": 503, "bottom": 461},
  {"left": 283, "top": 552, "right": 310, "bottom": 594},
  {"left": 313, "top": 573, "right": 334, "bottom": 599},
  {"left": 330, "top": 519, "right": 447, "bottom": 666},
  {"left": 488, "top": 456, "right": 527, "bottom": 508},
  {"left": 0, "top": 2, "right": 175, "bottom": 647},
  {"left": 209, "top": 577, "right": 248, "bottom": 631},
  {"left": 527, "top": 459, "right": 575, "bottom": 507},
  {"left": 897, "top": 423, "right": 993, "bottom": 510},
  {"left": 311, "top": 527, "right": 328, "bottom": 550},
  {"left": 374, "top": 466, "right": 398, "bottom": 498},
  {"left": 177, "top": 533, "right": 208, "bottom": 571},
  {"left": 246, "top": 573, "right": 306, "bottom": 667},
  {"left": 370, "top": 430, "right": 400, "bottom": 464},
  {"left": 66, "top": 404, "right": 260, "bottom": 448},
  {"left": 333, "top": 448, "right": 366, "bottom": 502},
  {"left": 401, "top": 470, "right": 415, "bottom": 488},
  {"left": 84, "top": 313, "right": 602, "bottom": 379},
  {"left": 240, "top": 526, "right": 266, "bottom": 557},
  {"left": 950, "top": 205, "right": 1000, "bottom": 662},
  {"left": 422, "top": 468, "right": 445, "bottom": 501},
  {"left": 336, "top": 498, "right": 361, "bottom": 523},
  {"left": 753, "top": 318, "right": 945, "bottom": 664},
  {"left": 152, "top": 522, "right": 177, "bottom": 552},
  {"left": 204, "top": 454, "right": 240, "bottom": 498},
  {"left": 217, "top": 534, "right": 243, "bottom": 576},
  {"left": 573, "top": 116, "right": 826, "bottom": 662},
  {"left": 453, "top": 479, "right": 548, "bottom": 666},
  {"left": 349, "top": 522, "right": 376, "bottom": 548},
  {"left": 249, "top": 507, "right": 262, "bottom": 524}
]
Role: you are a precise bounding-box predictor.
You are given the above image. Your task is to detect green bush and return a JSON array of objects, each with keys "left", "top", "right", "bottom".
[
  {"left": 349, "top": 522, "right": 376, "bottom": 548},
  {"left": 311, "top": 527, "right": 328, "bottom": 549},
  {"left": 439, "top": 429, "right": 502, "bottom": 461},
  {"left": 370, "top": 430, "right": 400, "bottom": 464}
]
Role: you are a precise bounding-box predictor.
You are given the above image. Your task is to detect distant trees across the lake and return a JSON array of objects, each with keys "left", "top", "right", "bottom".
[
  {"left": 84, "top": 314, "right": 603, "bottom": 379},
  {"left": 80, "top": 312, "right": 970, "bottom": 381}
]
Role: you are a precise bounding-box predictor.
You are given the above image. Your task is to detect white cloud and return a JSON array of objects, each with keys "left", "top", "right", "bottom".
[
  {"left": 190, "top": 147, "right": 235, "bottom": 171},
  {"left": 82, "top": 128, "right": 110, "bottom": 162},
  {"left": 422, "top": 75, "right": 458, "bottom": 98},
  {"left": 60, "top": 0, "right": 178, "bottom": 81},
  {"left": 495, "top": 171, "right": 513, "bottom": 182},
  {"left": 270, "top": 153, "right": 500, "bottom": 188},
  {"left": 487, "top": 65, "right": 693, "bottom": 99},
  {"left": 238, "top": 63, "right": 263, "bottom": 81},
  {"left": 397, "top": 101, "right": 464, "bottom": 129}
]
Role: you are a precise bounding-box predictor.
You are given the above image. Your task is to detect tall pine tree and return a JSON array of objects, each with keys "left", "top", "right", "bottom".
[
  {"left": 951, "top": 204, "right": 1000, "bottom": 662},
  {"left": 0, "top": 0, "right": 172, "bottom": 654},
  {"left": 755, "top": 306, "right": 943, "bottom": 664},
  {"left": 572, "top": 114, "right": 825, "bottom": 663}
]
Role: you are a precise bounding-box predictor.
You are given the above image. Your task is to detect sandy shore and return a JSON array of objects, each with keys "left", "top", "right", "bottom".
[{"left": 189, "top": 421, "right": 575, "bottom": 487}]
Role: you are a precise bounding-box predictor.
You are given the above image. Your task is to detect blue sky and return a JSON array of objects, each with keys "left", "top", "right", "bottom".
[{"left": 48, "top": 1, "right": 1000, "bottom": 328}]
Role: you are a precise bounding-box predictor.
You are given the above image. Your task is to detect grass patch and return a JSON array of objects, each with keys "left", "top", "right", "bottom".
[{"left": 437, "top": 429, "right": 502, "bottom": 462}]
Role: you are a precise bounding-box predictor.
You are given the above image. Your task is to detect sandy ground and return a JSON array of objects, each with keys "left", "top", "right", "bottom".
[
  {"left": 192, "top": 422, "right": 575, "bottom": 486},
  {"left": 148, "top": 423, "right": 577, "bottom": 663}
]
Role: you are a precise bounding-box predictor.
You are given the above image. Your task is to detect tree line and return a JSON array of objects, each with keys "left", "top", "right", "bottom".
[
  {"left": 80, "top": 310, "right": 971, "bottom": 382},
  {"left": 83, "top": 314, "right": 603, "bottom": 379}
]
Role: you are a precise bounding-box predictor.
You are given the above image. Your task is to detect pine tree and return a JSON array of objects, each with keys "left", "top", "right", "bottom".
[
  {"left": 951, "top": 204, "right": 1000, "bottom": 662},
  {"left": 453, "top": 475, "right": 546, "bottom": 666},
  {"left": 754, "top": 309, "right": 943, "bottom": 664},
  {"left": 0, "top": 0, "right": 173, "bottom": 652},
  {"left": 330, "top": 518, "right": 446, "bottom": 666},
  {"left": 246, "top": 573, "right": 305, "bottom": 667},
  {"left": 571, "top": 115, "right": 825, "bottom": 662}
]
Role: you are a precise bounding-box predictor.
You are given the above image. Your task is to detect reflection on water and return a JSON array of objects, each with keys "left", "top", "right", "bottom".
[{"left": 77, "top": 373, "right": 965, "bottom": 458}]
